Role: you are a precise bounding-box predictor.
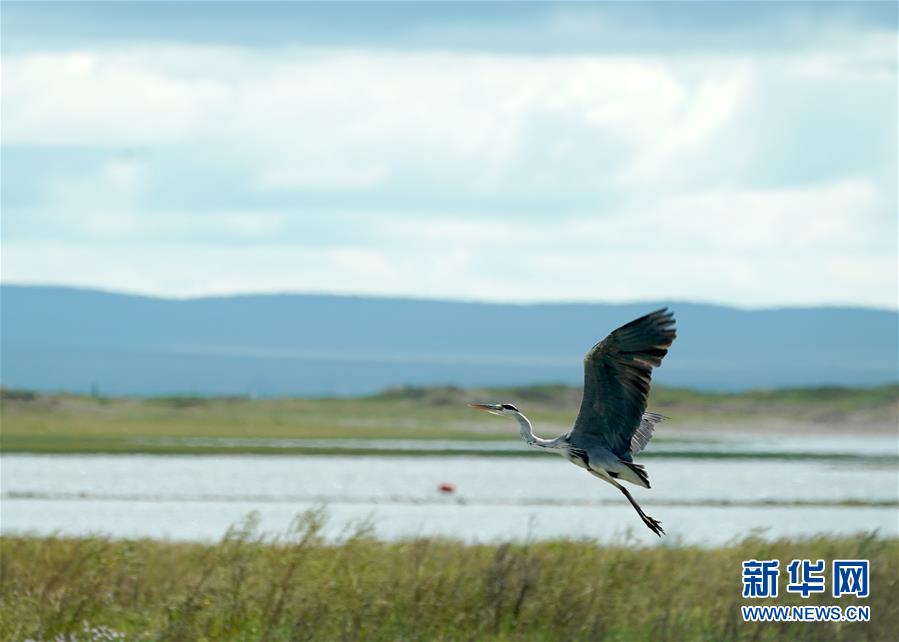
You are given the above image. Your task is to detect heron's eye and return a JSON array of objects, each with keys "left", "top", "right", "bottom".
[{"left": 501, "top": 404, "right": 518, "bottom": 411}]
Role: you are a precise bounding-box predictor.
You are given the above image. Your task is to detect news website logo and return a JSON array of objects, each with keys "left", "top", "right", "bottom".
[{"left": 740, "top": 559, "right": 870, "bottom": 623}]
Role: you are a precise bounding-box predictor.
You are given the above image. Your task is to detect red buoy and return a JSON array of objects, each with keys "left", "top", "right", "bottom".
[{"left": 438, "top": 482, "right": 456, "bottom": 494}]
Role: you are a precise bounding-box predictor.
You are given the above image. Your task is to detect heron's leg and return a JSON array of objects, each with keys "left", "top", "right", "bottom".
[
  {"left": 586, "top": 468, "right": 664, "bottom": 536},
  {"left": 614, "top": 481, "right": 665, "bottom": 537}
]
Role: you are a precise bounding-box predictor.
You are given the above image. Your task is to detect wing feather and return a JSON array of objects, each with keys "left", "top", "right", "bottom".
[
  {"left": 631, "top": 412, "right": 667, "bottom": 455},
  {"left": 571, "top": 309, "right": 676, "bottom": 457}
]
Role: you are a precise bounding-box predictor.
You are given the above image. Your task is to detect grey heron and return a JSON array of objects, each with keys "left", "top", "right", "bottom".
[{"left": 469, "top": 308, "right": 676, "bottom": 536}]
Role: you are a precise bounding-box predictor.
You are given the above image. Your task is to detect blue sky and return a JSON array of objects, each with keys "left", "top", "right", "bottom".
[{"left": 2, "top": 2, "right": 896, "bottom": 308}]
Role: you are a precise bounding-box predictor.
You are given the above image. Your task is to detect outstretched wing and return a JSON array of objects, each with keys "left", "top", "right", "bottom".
[{"left": 571, "top": 309, "right": 676, "bottom": 457}]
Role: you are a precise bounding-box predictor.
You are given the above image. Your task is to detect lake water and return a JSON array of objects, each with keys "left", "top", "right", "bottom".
[{"left": 2, "top": 438, "right": 897, "bottom": 546}]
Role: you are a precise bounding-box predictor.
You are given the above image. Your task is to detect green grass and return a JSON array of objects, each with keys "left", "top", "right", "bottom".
[
  {"left": 1, "top": 513, "right": 895, "bottom": 642},
  {"left": 1, "top": 384, "right": 895, "bottom": 455},
  {"left": 371, "top": 383, "right": 899, "bottom": 415}
]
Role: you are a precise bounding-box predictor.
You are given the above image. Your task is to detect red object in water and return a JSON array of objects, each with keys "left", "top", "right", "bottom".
[{"left": 438, "top": 482, "right": 456, "bottom": 494}]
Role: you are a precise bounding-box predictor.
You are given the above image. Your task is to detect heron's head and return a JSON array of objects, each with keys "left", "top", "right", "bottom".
[{"left": 467, "top": 402, "right": 519, "bottom": 417}]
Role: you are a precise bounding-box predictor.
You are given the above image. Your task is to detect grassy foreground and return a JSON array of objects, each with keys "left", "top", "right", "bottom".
[
  {"left": 1, "top": 514, "right": 895, "bottom": 642},
  {"left": 1, "top": 384, "right": 896, "bottom": 455}
]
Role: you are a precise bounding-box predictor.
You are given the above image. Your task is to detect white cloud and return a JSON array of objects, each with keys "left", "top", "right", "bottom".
[
  {"left": 1, "top": 45, "right": 735, "bottom": 193},
  {"left": 3, "top": 176, "right": 894, "bottom": 308},
  {"left": 2, "top": 36, "right": 896, "bottom": 308},
  {"left": 6, "top": 39, "right": 891, "bottom": 195},
  {"left": 616, "top": 65, "right": 751, "bottom": 188}
]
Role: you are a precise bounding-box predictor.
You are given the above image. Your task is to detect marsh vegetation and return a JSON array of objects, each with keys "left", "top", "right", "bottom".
[{"left": 1, "top": 513, "right": 895, "bottom": 642}]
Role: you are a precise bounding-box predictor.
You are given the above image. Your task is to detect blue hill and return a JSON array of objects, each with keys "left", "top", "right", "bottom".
[{"left": 1, "top": 285, "right": 895, "bottom": 396}]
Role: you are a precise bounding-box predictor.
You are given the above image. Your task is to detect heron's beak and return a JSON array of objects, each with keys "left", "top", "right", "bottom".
[{"left": 468, "top": 403, "right": 504, "bottom": 416}]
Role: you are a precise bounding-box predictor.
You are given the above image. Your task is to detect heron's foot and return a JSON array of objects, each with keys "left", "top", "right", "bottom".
[{"left": 642, "top": 513, "right": 665, "bottom": 537}]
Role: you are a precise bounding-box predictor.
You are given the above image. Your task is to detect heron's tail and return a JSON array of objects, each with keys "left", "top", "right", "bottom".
[{"left": 621, "top": 461, "right": 651, "bottom": 488}]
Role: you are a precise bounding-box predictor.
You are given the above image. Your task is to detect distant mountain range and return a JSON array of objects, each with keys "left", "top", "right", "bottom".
[{"left": 1, "top": 285, "right": 896, "bottom": 396}]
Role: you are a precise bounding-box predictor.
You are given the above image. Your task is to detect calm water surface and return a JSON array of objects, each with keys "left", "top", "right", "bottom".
[{"left": 1, "top": 446, "right": 896, "bottom": 546}]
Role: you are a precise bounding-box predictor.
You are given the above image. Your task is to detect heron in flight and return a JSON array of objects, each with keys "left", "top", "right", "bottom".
[{"left": 469, "top": 308, "right": 676, "bottom": 536}]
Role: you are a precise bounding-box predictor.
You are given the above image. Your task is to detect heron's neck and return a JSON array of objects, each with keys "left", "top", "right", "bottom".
[{"left": 513, "top": 411, "right": 561, "bottom": 449}]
